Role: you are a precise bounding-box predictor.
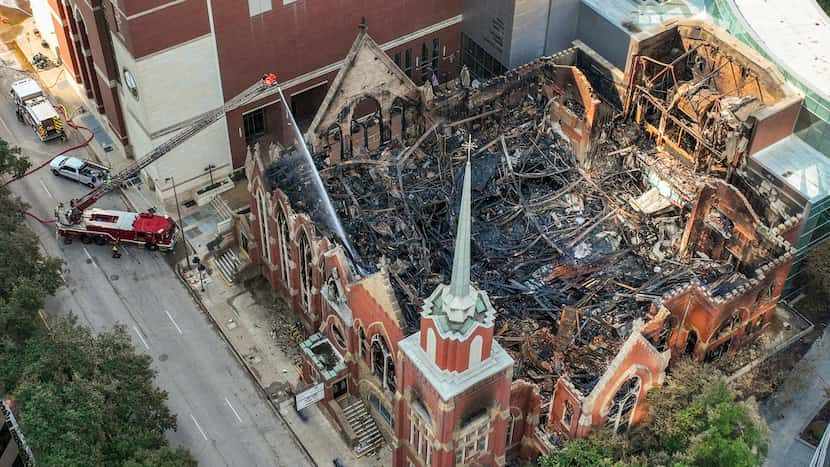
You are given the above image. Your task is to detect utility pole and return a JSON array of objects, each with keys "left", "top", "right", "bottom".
[{"left": 165, "top": 176, "right": 190, "bottom": 269}]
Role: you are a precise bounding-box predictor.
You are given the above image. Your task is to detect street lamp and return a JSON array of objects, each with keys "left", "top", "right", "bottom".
[
  {"left": 204, "top": 164, "right": 216, "bottom": 186},
  {"left": 165, "top": 176, "right": 190, "bottom": 269}
]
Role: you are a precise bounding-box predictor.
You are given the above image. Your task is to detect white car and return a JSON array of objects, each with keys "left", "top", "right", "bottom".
[{"left": 50, "top": 156, "right": 109, "bottom": 188}]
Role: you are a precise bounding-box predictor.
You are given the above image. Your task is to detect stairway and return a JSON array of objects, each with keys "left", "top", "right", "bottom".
[
  {"left": 214, "top": 249, "right": 241, "bottom": 284},
  {"left": 342, "top": 398, "right": 384, "bottom": 457},
  {"left": 210, "top": 195, "right": 235, "bottom": 221}
]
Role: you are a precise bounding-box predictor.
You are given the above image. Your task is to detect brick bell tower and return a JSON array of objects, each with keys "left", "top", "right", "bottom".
[{"left": 395, "top": 139, "right": 514, "bottom": 467}]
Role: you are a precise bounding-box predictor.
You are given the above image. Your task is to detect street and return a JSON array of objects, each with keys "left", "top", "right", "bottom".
[{"left": 0, "top": 46, "right": 311, "bottom": 466}]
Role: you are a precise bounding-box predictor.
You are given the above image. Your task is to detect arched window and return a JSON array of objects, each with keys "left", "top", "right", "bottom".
[
  {"left": 277, "top": 208, "right": 289, "bottom": 284},
  {"left": 605, "top": 377, "right": 641, "bottom": 434},
  {"left": 331, "top": 321, "right": 347, "bottom": 350},
  {"left": 562, "top": 399, "right": 574, "bottom": 430},
  {"left": 507, "top": 408, "right": 521, "bottom": 447},
  {"left": 257, "top": 190, "right": 271, "bottom": 264},
  {"left": 358, "top": 326, "right": 367, "bottom": 360},
  {"left": 684, "top": 330, "right": 698, "bottom": 355},
  {"left": 299, "top": 233, "right": 313, "bottom": 315},
  {"left": 655, "top": 316, "right": 674, "bottom": 352},
  {"left": 371, "top": 333, "right": 395, "bottom": 393}
]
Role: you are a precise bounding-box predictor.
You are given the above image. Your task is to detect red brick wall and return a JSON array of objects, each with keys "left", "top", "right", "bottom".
[
  {"left": 51, "top": 0, "right": 128, "bottom": 142},
  {"left": 118, "top": 0, "right": 210, "bottom": 59},
  {"left": 419, "top": 319, "right": 494, "bottom": 373},
  {"left": 395, "top": 353, "right": 512, "bottom": 467},
  {"left": 216, "top": 3, "right": 462, "bottom": 169}
]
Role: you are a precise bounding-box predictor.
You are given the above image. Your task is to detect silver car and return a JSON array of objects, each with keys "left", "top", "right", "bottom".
[{"left": 50, "top": 155, "right": 109, "bottom": 188}]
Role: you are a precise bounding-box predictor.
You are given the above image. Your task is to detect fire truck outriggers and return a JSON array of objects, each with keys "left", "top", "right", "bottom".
[{"left": 55, "top": 74, "right": 280, "bottom": 251}]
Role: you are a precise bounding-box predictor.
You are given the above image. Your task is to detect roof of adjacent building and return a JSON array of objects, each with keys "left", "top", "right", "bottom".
[
  {"left": 731, "top": 0, "right": 830, "bottom": 104},
  {"left": 752, "top": 134, "right": 830, "bottom": 204}
]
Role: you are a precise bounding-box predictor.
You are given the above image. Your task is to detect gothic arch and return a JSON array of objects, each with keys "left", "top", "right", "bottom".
[
  {"left": 256, "top": 189, "right": 271, "bottom": 264},
  {"left": 371, "top": 333, "right": 396, "bottom": 393},
  {"left": 605, "top": 376, "right": 641, "bottom": 434},
  {"left": 298, "top": 231, "right": 314, "bottom": 316},
  {"left": 276, "top": 203, "right": 290, "bottom": 284}
]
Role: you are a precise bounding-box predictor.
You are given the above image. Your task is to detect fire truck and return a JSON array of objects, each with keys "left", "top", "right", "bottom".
[
  {"left": 10, "top": 78, "right": 65, "bottom": 142},
  {"left": 56, "top": 73, "right": 281, "bottom": 250},
  {"left": 58, "top": 208, "right": 177, "bottom": 250}
]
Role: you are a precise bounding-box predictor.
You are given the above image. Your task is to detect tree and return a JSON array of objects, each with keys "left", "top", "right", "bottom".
[
  {"left": 539, "top": 360, "right": 768, "bottom": 467},
  {"left": 0, "top": 138, "right": 62, "bottom": 345},
  {"left": 0, "top": 138, "right": 30, "bottom": 179},
  {"left": 123, "top": 447, "right": 198, "bottom": 467},
  {"left": 7, "top": 318, "right": 182, "bottom": 466}
]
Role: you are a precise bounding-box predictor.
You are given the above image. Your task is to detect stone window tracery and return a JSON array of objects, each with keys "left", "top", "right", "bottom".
[
  {"left": 257, "top": 190, "right": 270, "bottom": 264},
  {"left": 605, "top": 376, "right": 640, "bottom": 434},
  {"left": 562, "top": 399, "right": 574, "bottom": 429},
  {"left": 299, "top": 233, "right": 313, "bottom": 315},
  {"left": 409, "top": 400, "right": 433, "bottom": 464},
  {"left": 277, "top": 208, "right": 289, "bottom": 284},
  {"left": 371, "top": 333, "right": 395, "bottom": 393},
  {"left": 455, "top": 414, "right": 490, "bottom": 465}
]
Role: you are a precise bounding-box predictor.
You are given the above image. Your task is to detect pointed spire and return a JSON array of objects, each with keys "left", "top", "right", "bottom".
[{"left": 445, "top": 137, "right": 477, "bottom": 322}]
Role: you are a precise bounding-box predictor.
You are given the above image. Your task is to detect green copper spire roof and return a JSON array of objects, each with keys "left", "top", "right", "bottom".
[{"left": 445, "top": 137, "right": 477, "bottom": 322}]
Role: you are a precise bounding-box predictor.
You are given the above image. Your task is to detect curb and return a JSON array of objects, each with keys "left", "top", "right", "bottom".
[{"left": 174, "top": 264, "right": 317, "bottom": 467}]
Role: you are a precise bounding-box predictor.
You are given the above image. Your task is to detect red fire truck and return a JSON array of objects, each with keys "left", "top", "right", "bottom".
[
  {"left": 55, "top": 74, "right": 279, "bottom": 251},
  {"left": 58, "top": 208, "right": 176, "bottom": 250}
]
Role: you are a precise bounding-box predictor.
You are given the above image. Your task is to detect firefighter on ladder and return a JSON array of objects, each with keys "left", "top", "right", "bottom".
[{"left": 112, "top": 240, "right": 122, "bottom": 259}]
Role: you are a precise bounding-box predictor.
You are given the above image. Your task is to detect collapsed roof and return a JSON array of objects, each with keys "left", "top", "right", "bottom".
[{"left": 261, "top": 23, "right": 797, "bottom": 396}]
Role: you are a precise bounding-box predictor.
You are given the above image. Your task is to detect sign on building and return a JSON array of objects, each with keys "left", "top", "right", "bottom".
[{"left": 295, "top": 383, "right": 325, "bottom": 411}]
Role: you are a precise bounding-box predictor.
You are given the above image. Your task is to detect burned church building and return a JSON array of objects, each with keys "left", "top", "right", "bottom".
[{"left": 239, "top": 18, "right": 803, "bottom": 467}]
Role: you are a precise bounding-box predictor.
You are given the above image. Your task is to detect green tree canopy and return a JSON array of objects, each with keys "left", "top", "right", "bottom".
[
  {"left": 540, "top": 360, "right": 768, "bottom": 467},
  {"left": 5, "top": 318, "right": 180, "bottom": 466}
]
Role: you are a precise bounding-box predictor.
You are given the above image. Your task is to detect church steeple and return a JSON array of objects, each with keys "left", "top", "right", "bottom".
[{"left": 445, "top": 137, "right": 477, "bottom": 322}]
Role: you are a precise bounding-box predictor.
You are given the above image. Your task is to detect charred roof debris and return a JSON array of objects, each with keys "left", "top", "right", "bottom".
[{"left": 251, "top": 19, "right": 805, "bottom": 439}]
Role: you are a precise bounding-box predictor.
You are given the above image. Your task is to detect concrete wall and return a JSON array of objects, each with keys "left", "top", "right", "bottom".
[
  {"left": 111, "top": 31, "right": 229, "bottom": 202},
  {"left": 545, "top": 0, "right": 580, "bottom": 56},
  {"left": 509, "top": 0, "right": 549, "bottom": 67},
  {"left": 463, "top": 0, "right": 582, "bottom": 69},
  {"left": 576, "top": 2, "right": 630, "bottom": 70},
  {"left": 462, "top": 0, "right": 515, "bottom": 66}
]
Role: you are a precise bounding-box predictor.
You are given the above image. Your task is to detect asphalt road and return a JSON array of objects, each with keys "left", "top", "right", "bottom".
[{"left": 0, "top": 46, "right": 310, "bottom": 466}]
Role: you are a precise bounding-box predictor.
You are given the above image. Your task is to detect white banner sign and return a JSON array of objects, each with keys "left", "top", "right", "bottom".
[{"left": 295, "top": 383, "right": 325, "bottom": 411}]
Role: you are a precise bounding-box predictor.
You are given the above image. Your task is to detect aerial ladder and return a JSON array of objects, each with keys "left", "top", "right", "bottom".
[{"left": 59, "top": 73, "right": 280, "bottom": 226}]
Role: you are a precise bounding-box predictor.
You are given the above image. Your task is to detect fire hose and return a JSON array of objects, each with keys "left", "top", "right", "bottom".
[
  {"left": 4, "top": 104, "right": 94, "bottom": 187},
  {"left": 0, "top": 104, "right": 95, "bottom": 224}
]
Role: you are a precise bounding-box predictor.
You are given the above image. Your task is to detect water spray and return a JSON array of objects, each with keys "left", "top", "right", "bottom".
[{"left": 274, "top": 83, "right": 368, "bottom": 276}]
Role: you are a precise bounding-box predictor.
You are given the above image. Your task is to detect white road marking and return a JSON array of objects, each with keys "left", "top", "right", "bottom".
[
  {"left": 225, "top": 397, "right": 243, "bottom": 423},
  {"left": 38, "top": 179, "right": 54, "bottom": 200},
  {"left": 190, "top": 413, "right": 208, "bottom": 440},
  {"left": 165, "top": 309, "right": 183, "bottom": 335},
  {"left": 82, "top": 247, "right": 98, "bottom": 268},
  {"left": 0, "top": 110, "right": 15, "bottom": 141},
  {"left": 133, "top": 326, "right": 150, "bottom": 350}
]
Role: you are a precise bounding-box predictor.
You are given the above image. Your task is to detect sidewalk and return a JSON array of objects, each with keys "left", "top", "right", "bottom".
[
  {"left": 177, "top": 264, "right": 391, "bottom": 466},
  {"left": 762, "top": 322, "right": 830, "bottom": 466},
  {"left": 11, "top": 19, "right": 131, "bottom": 171}
]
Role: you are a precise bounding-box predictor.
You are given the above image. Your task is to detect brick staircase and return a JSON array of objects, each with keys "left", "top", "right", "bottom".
[
  {"left": 214, "top": 249, "right": 240, "bottom": 284},
  {"left": 342, "top": 397, "right": 383, "bottom": 457}
]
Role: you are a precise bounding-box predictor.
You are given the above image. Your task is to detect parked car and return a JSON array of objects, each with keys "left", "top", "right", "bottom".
[{"left": 50, "top": 155, "right": 109, "bottom": 188}]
